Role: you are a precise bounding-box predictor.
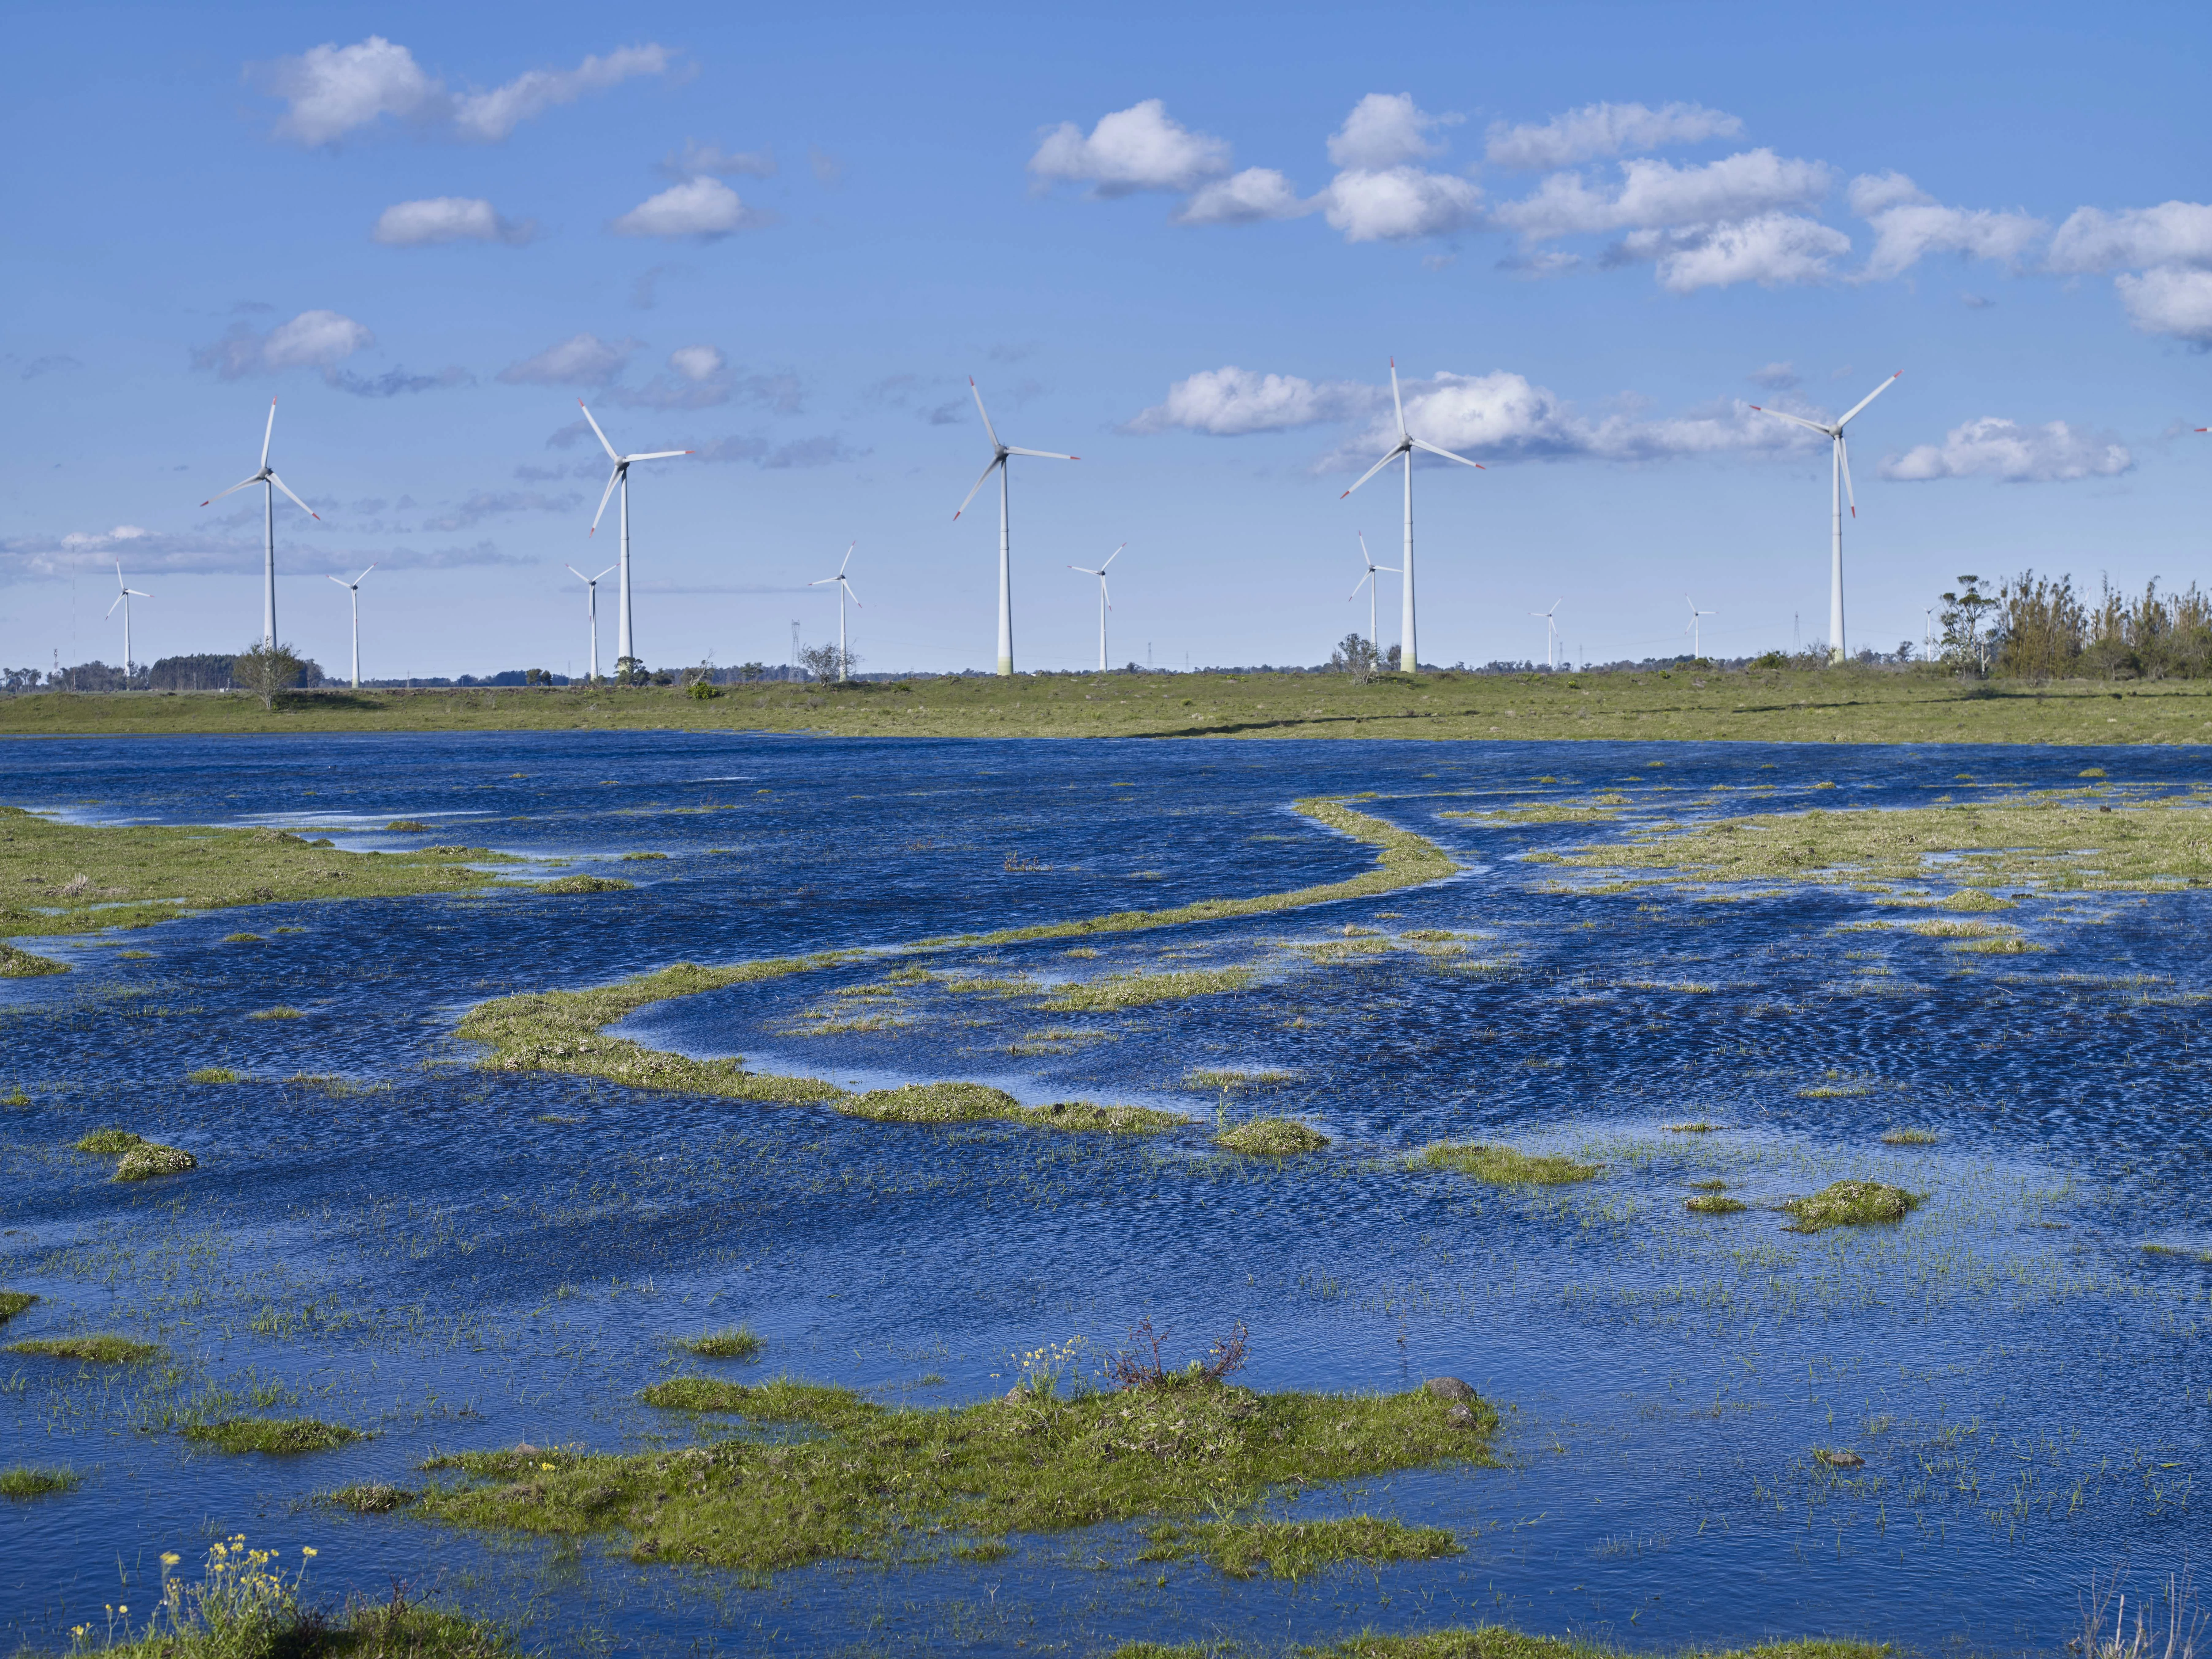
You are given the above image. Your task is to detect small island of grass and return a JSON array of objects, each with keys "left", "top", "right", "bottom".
[
  {"left": 1136, "top": 1514, "right": 1460, "bottom": 1579},
  {"left": 1215, "top": 1118, "right": 1329, "bottom": 1155},
  {"left": 181, "top": 1416, "right": 367, "bottom": 1455},
  {"left": 7, "top": 1334, "right": 163, "bottom": 1364},
  {"left": 683, "top": 1327, "right": 764, "bottom": 1360},
  {"left": 0, "top": 1467, "right": 79, "bottom": 1500},
  {"left": 1781, "top": 1180, "right": 1922, "bottom": 1232},
  {"left": 1413, "top": 1143, "right": 1601, "bottom": 1185}
]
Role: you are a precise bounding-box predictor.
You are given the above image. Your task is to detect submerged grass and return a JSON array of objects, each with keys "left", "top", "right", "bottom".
[
  {"left": 187, "top": 1067, "right": 241, "bottom": 1084},
  {"left": 419, "top": 1371, "right": 1496, "bottom": 1573},
  {"left": 1782, "top": 1180, "right": 1923, "bottom": 1232},
  {"left": 1413, "top": 1144, "right": 1602, "bottom": 1185},
  {"left": 839, "top": 1083, "right": 1181, "bottom": 1134},
  {"left": 7, "top": 1334, "right": 163, "bottom": 1363},
  {"left": 0, "top": 1291, "right": 37, "bottom": 1323},
  {"left": 181, "top": 1417, "right": 368, "bottom": 1454},
  {"left": 1040, "top": 967, "right": 1255, "bottom": 1011},
  {"left": 1215, "top": 1118, "right": 1329, "bottom": 1156},
  {"left": 1, "top": 1466, "right": 78, "bottom": 1498},
  {"left": 1135, "top": 1515, "right": 1461, "bottom": 1579},
  {"left": 683, "top": 1327, "right": 764, "bottom": 1360}
]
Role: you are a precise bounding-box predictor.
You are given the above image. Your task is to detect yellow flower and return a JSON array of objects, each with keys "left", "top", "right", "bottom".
[
  {"left": 160, "top": 1553, "right": 180, "bottom": 1568},
  {"left": 301, "top": 1546, "right": 318, "bottom": 1557},
  {"left": 540, "top": 1461, "right": 555, "bottom": 1470}
]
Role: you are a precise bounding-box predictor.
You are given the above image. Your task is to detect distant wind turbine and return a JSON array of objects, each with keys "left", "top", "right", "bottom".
[
  {"left": 1530, "top": 599, "right": 1562, "bottom": 669},
  {"left": 578, "top": 402, "right": 691, "bottom": 673},
  {"left": 1751, "top": 372, "right": 1901, "bottom": 665},
  {"left": 201, "top": 397, "right": 319, "bottom": 648},
  {"left": 326, "top": 565, "right": 376, "bottom": 688},
  {"left": 807, "top": 543, "right": 861, "bottom": 681},
  {"left": 566, "top": 563, "right": 615, "bottom": 682},
  {"left": 1349, "top": 532, "right": 1399, "bottom": 657},
  {"left": 1068, "top": 544, "right": 1124, "bottom": 672},
  {"left": 106, "top": 563, "right": 150, "bottom": 680},
  {"left": 1685, "top": 596, "right": 1717, "bottom": 658},
  {"left": 1340, "top": 360, "right": 1483, "bottom": 675},
  {"left": 954, "top": 378, "right": 1077, "bottom": 676}
]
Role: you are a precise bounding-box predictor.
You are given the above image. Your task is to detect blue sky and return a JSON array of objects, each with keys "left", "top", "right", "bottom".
[{"left": 3, "top": 1, "right": 2206, "bottom": 678}]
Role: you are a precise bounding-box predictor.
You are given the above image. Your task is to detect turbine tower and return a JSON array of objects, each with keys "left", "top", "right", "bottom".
[
  {"left": 326, "top": 565, "right": 376, "bottom": 688},
  {"left": 1349, "top": 532, "right": 1399, "bottom": 657},
  {"left": 807, "top": 543, "right": 862, "bottom": 681},
  {"left": 566, "top": 563, "right": 615, "bottom": 683},
  {"left": 1685, "top": 596, "right": 1717, "bottom": 658},
  {"left": 1068, "top": 544, "right": 1124, "bottom": 672},
  {"left": 1751, "top": 372, "right": 1901, "bottom": 665},
  {"left": 201, "top": 397, "right": 320, "bottom": 648},
  {"left": 106, "top": 563, "right": 150, "bottom": 681},
  {"left": 579, "top": 402, "right": 691, "bottom": 674},
  {"left": 953, "top": 378, "right": 1077, "bottom": 676},
  {"left": 1340, "top": 360, "right": 1483, "bottom": 674},
  {"left": 1530, "top": 599, "right": 1562, "bottom": 669}
]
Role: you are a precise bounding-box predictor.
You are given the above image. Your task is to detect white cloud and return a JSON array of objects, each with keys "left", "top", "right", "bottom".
[
  {"left": 256, "top": 36, "right": 675, "bottom": 146},
  {"left": 664, "top": 139, "right": 775, "bottom": 178},
  {"left": 603, "top": 350, "right": 803, "bottom": 414},
  {"left": 1173, "top": 168, "right": 1312, "bottom": 226},
  {"left": 372, "top": 196, "right": 537, "bottom": 246},
  {"left": 1882, "top": 417, "right": 2133, "bottom": 483},
  {"left": 2047, "top": 201, "right": 2212, "bottom": 273},
  {"left": 610, "top": 177, "right": 762, "bottom": 239},
  {"left": 2115, "top": 266, "right": 2212, "bottom": 344},
  {"left": 1846, "top": 173, "right": 2044, "bottom": 281},
  {"left": 669, "top": 345, "right": 725, "bottom": 382},
  {"left": 1845, "top": 171, "right": 1927, "bottom": 218},
  {"left": 1621, "top": 213, "right": 1852, "bottom": 293},
  {"left": 1484, "top": 101, "right": 1743, "bottom": 171},
  {"left": 191, "top": 309, "right": 375, "bottom": 379},
  {"left": 497, "top": 333, "right": 641, "bottom": 387},
  {"left": 1326, "top": 93, "right": 1459, "bottom": 170},
  {"left": 1028, "top": 99, "right": 1231, "bottom": 196},
  {"left": 1125, "top": 368, "right": 1379, "bottom": 435},
  {"left": 1, "top": 524, "right": 521, "bottom": 582},
  {"left": 1493, "top": 149, "right": 1833, "bottom": 242},
  {"left": 1321, "top": 168, "right": 1481, "bottom": 243}
]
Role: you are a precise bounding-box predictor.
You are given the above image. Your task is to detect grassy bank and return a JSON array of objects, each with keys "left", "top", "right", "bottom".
[{"left": 4, "top": 665, "right": 2208, "bottom": 746}]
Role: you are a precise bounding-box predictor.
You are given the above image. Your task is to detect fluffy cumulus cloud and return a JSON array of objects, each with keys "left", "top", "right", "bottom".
[
  {"left": 497, "top": 333, "right": 641, "bottom": 387},
  {"left": 1846, "top": 173, "right": 2045, "bottom": 281},
  {"left": 610, "top": 177, "right": 761, "bottom": 239},
  {"left": 1028, "top": 99, "right": 1231, "bottom": 196},
  {"left": 256, "top": 36, "right": 676, "bottom": 146},
  {"left": 1495, "top": 149, "right": 1833, "bottom": 241},
  {"left": 2114, "top": 267, "right": 2212, "bottom": 345},
  {"left": 1484, "top": 101, "right": 1743, "bottom": 171},
  {"left": 1125, "top": 368, "right": 1380, "bottom": 435},
  {"left": 2046, "top": 201, "right": 2212, "bottom": 273},
  {"left": 191, "top": 309, "right": 375, "bottom": 379},
  {"left": 1321, "top": 167, "right": 1481, "bottom": 243},
  {"left": 1173, "top": 169, "right": 1311, "bottom": 226},
  {"left": 1882, "top": 417, "right": 2134, "bottom": 483},
  {"left": 1326, "top": 93, "right": 1458, "bottom": 170},
  {"left": 372, "top": 196, "right": 537, "bottom": 247},
  {"left": 1621, "top": 213, "right": 1854, "bottom": 293}
]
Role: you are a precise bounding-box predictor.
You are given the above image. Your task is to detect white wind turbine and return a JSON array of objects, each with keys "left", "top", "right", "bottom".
[
  {"left": 1530, "top": 599, "right": 1562, "bottom": 669},
  {"left": 1340, "top": 360, "right": 1483, "bottom": 674},
  {"left": 1068, "top": 544, "right": 1124, "bottom": 672},
  {"left": 106, "top": 563, "right": 150, "bottom": 681},
  {"left": 201, "top": 397, "right": 320, "bottom": 648},
  {"left": 1349, "top": 532, "right": 1399, "bottom": 657},
  {"left": 566, "top": 563, "right": 616, "bottom": 682},
  {"left": 579, "top": 402, "right": 692, "bottom": 674},
  {"left": 1751, "top": 372, "right": 1901, "bottom": 665},
  {"left": 1685, "top": 596, "right": 1717, "bottom": 658},
  {"left": 326, "top": 565, "right": 376, "bottom": 688},
  {"left": 807, "top": 543, "right": 862, "bottom": 681},
  {"left": 953, "top": 378, "right": 1078, "bottom": 676}
]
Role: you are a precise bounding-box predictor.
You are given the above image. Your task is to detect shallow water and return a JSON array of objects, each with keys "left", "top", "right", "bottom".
[{"left": 2, "top": 731, "right": 2206, "bottom": 1656}]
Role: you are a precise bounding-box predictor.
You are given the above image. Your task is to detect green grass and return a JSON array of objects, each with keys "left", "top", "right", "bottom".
[
  {"left": 221, "top": 931, "right": 263, "bottom": 943},
  {"left": 1112, "top": 1634, "right": 1890, "bottom": 1659},
  {"left": 837, "top": 1082, "right": 1182, "bottom": 1133},
  {"left": 1665, "top": 1121, "right": 1722, "bottom": 1133},
  {"left": 1215, "top": 1118, "right": 1329, "bottom": 1155},
  {"left": 620, "top": 851, "right": 670, "bottom": 861},
  {"left": 0, "top": 940, "right": 67, "bottom": 976},
  {"left": 79, "top": 1586, "right": 518, "bottom": 1659},
  {"left": 326, "top": 1482, "right": 419, "bottom": 1512},
  {"left": 683, "top": 1327, "right": 764, "bottom": 1360},
  {"left": 246, "top": 1005, "right": 303, "bottom": 1020},
  {"left": 1184, "top": 1067, "right": 1297, "bottom": 1089},
  {"left": 115, "top": 1142, "right": 197, "bottom": 1181},
  {"left": 7, "top": 1334, "right": 163, "bottom": 1363},
  {"left": 1039, "top": 967, "right": 1256, "bottom": 1011},
  {"left": 1781, "top": 1180, "right": 1923, "bottom": 1232},
  {"left": 1881, "top": 1128, "right": 1940, "bottom": 1145},
  {"left": 1413, "top": 1143, "right": 1602, "bottom": 1184},
  {"left": 0, "top": 1466, "right": 78, "bottom": 1499},
  {"left": 421, "top": 1371, "right": 1496, "bottom": 1573},
  {"left": 186, "top": 1067, "right": 241, "bottom": 1084},
  {"left": 1136, "top": 1515, "right": 1460, "bottom": 1579},
  {"left": 537, "top": 874, "right": 634, "bottom": 894},
  {"left": 1686, "top": 1194, "right": 1750, "bottom": 1215},
  {"left": 180, "top": 1416, "right": 367, "bottom": 1454},
  {"left": 74, "top": 1128, "right": 143, "bottom": 1154},
  {"left": 0, "top": 1291, "right": 36, "bottom": 1323}
]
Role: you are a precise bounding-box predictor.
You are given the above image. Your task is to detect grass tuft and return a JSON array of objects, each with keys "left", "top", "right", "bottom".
[
  {"left": 539, "top": 874, "right": 634, "bottom": 894},
  {"left": 1781, "top": 1180, "right": 1922, "bottom": 1232},
  {"left": 181, "top": 1416, "right": 367, "bottom": 1454},
  {"left": 683, "top": 1327, "right": 764, "bottom": 1360},
  {"left": 1137, "top": 1515, "right": 1461, "bottom": 1579},
  {"left": 1413, "top": 1143, "right": 1601, "bottom": 1185},
  {"left": 328, "top": 1482, "right": 418, "bottom": 1512},
  {"left": 1184, "top": 1068, "right": 1296, "bottom": 1089},
  {"left": 1041, "top": 967, "right": 1255, "bottom": 1012},
  {"left": 74, "top": 1128, "right": 143, "bottom": 1154},
  {"left": 1881, "top": 1128, "right": 1940, "bottom": 1145},
  {"left": 1215, "top": 1118, "right": 1329, "bottom": 1155},
  {"left": 0, "top": 1467, "right": 78, "bottom": 1499},
  {"left": 221, "top": 932, "right": 264, "bottom": 943},
  {"left": 246, "top": 1005, "right": 303, "bottom": 1020},
  {"left": 7, "top": 1334, "right": 162, "bottom": 1363},
  {"left": 1686, "top": 1194, "right": 1749, "bottom": 1215},
  {"left": 0, "top": 1291, "right": 37, "bottom": 1324},
  {"left": 1664, "top": 1121, "right": 1721, "bottom": 1133},
  {"left": 187, "top": 1067, "right": 242, "bottom": 1084}
]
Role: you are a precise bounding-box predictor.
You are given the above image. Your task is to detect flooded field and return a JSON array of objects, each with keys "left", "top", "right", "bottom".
[{"left": 2, "top": 732, "right": 2205, "bottom": 1656}]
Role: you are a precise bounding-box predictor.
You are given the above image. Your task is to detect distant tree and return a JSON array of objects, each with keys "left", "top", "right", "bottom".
[
  {"left": 231, "top": 641, "right": 308, "bottom": 710},
  {"left": 612, "top": 655, "right": 647, "bottom": 687},
  {"left": 3, "top": 667, "right": 40, "bottom": 693},
  {"left": 797, "top": 642, "right": 853, "bottom": 682},
  {"left": 1939, "top": 576, "right": 2000, "bottom": 675},
  {"left": 737, "top": 661, "right": 766, "bottom": 681},
  {"left": 1329, "top": 633, "right": 1379, "bottom": 683}
]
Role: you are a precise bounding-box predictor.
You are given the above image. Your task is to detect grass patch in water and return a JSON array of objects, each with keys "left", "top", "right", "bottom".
[
  {"left": 1941, "top": 889, "right": 2017, "bottom": 911},
  {"left": 327, "top": 1481, "right": 419, "bottom": 1512},
  {"left": 1117, "top": 1637, "right": 1884, "bottom": 1659},
  {"left": 1184, "top": 1068, "right": 1295, "bottom": 1089},
  {"left": 116, "top": 1142, "right": 197, "bottom": 1180},
  {"left": 1040, "top": 967, "right": 1254, "bottom": 1011},
  {"left": 2141, "top": 1243, "right": 2212, "bottom": 1264},
  {"left": 8, "top": 1334, "right": 162, "bottom": 1363},
  {"left": 385, "top": 819, "right": 429, "bottom": 831},
  {"left": 75, "top": 1128, "right": 143, "bottom": 1154},
  {"left": 222, "top": 932, "right": 263, "bottom": 943},
  {"left": 1441, "top": 803, "right": 1620, "bottom": 825},
  {"left": 1907, "top": 919, "right": 2016, "bottom": 938},
  {"left": 0, "top": 1291, "right": 37, "bottom": 1323},
  {"left": 1781, "top": 1180, "right": 1922, "bottom": 1232},
  {"left": 839, "top": 1083, "right": 1179, "bottom": 1134},
  {"left": 1952, "top": 935, "right": 2048, "bottom": 954},
  {"left": 538, "top": 874, "right": 633, "bottom": 894},
  {"left": 1685, "top": 1194, "right": 1749, "bottom": 1215},
  {"left": 2, "top": 1466, "right": 78, "bottom": 1499},
  {"left": 187, "top": 1067, "right": 242, "bottom": 1085},
  {"left": 0, "top": 941, "right": 66, "bottom": 976},
  {"left": 621, "top": 851, "right": 670, "bottom": 861},
  {"left": 246, "top": 1005, "right": 303, "bottom": 1020},
  {"left": 1215, "top": 1118, "right": 1328, "bottom": 1155},
  {"left": 181, "top": 1417, "right": 367, "bottom": 1454},
  {"left": 1413, "top": 1143, "right": 1601, "bottom": 1184},
  {"left": 1881, "top": 1128, "right": 1940, "bottom": 1145},
  {"left": 684, "top": 1327, "right": 764, "bottom": 1360},
  {"left": 423, "top": 1369, "right": 1495, "bottom": 1573},
  {"left": 1665, "top": 1121, "right": 1722, "bottom": 1133},
  {"left": 1135, "top": 1515, "right": 1460, "bottom": 1579}
]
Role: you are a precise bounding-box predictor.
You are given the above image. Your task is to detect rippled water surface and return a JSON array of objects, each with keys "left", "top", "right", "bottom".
[{"left": 3, "top": 731, "right": 2207, "bottom": 1656}]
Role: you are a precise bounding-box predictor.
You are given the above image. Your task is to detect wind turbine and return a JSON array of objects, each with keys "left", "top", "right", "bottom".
[
  {"left": 953, "top": 378, "right": 1077, "bottom": 676},
  {"left": 1530, "top": 599, "right": 1562, "bottom": 669},
  {"left": 807, "top": 543, "right": 861, "bottom": 681},
  {"left": 566, "top": 563, "right": 615, "bottom": 682},
  {"left": 1349, "top": 532, "right": 1399, "bottom": 656},
  {"left": 1340, "top": 360, "right": 1483, "bottom": 674},
  {"left": 578, "top": 402, "right": 691, "bottom": 675},
  {"left": 326, "top": 565, "right": 376, "bottom": 688},
  {"left": 201, "top": 397, "right": 320, "bottom": 648},
  {"left": 106, "top": 563, "right": 149, "bottom": 681},
  {"left": 1068, "top": 544, "right": 1124, "bottom": 672},
  {"left": 1751, "top": 372, "right": 1901, "bottom": 665},
  {"left": 1685, "top": 596, "right": 1717, "bottom": 659}
]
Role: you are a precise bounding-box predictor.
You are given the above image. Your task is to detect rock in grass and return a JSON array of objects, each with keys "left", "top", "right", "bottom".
[
  {"left": 182, "top": 1417, "right": 366, "bottom": 1454},
  {"left": 0, "top": 942, "right": 67, "bottom": 977},
  {"left": 6, "top": 1334, "right": 162, "bottom": 1363},
  {"left": 1215, "top": 1118, "right": 1329, "bottom": 1156},
  {"left": 539, "top": 874, "right": 634, "bottom": 895},
  {"left": 1423, "top": 1377, "right": 1476, "bottom": 1403},
  {"left": 1781, "top": 1179, "right": 1920, "bottom": 1232},
  {"left": 74, "top": 1129, "right": 142, "bottom": 1154},
  {"left": 1412, "top": 1143, "right": 1600, "bottom": 1185},
  {"left": 0, "top": 1467, "right": 79, "bottom": 1499},
  {"left": 115, "top": 1142, "right": 196, "bottom": 1181},
  {"left": 0, "top": 1291, "right": 37, "bottom": 1324}
]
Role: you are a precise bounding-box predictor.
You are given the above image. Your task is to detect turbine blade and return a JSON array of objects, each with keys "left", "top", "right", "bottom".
[
  {"left": 201, "top": 475, "right": 260, "bottom": 506},
  {"left": 1839, "top": 434, "right": 1858, "bottom": 517},
  {"left": 1101, "top": 543, "right": 1123, "bottom": 570},
  {"left": 625, "top": 449, "right": 692, "bottom": 462},
  {"left": 594, "top": 565, "right": 615, "bottom": 582},
  {"left": 1836, "top": 371, "right": 1902, "bottom": 429},
  {"left": 589, "top": 465, "right": 623, "bottom": 534},
  {"left": 267, "top": 472, "right": 320, "bottom": 519},
  {"left": 578, "top": 401, "right": 620, "bottom": 462},
  {"left": 1005, "top": 446, "right": 1077, "bottom": 461},
  {"left": 808, "top": 577, "right": 836, "bottom": 587},
  {"left": 1340, "top": 445, "right": 1401, "bottom": 499},
  {"left": 328, "top": 575, "right": 349, "bottom": 588},
  {"left": 842, "top": 579, "right": 862, "bottom": 607},
  {"left": 1750, "top": 406, "right": 1834, "bottom": 436},
  {"left": 260, "top": 397, "right": 277, "bottom": 470},
  {"left": 1390, "top": 359, "right": 1406, "bottom": 438},
  {"left": 953, "top": 455, "right": 1003, "bottom": 520},
  {"left": 106, "top": 593, "right": 123, "bottom": 618},
  {"left": 1351, "top": 573, "right": 1374, "bottom": 601},
  {"left": 1410, "top": 437, "right": 1483, "bottom": 470},
  {"left": 1357, "top": 531, "right": 1371, "bottom": 568},
  {"left": 839, "top": 542, "right": 855, "bottom": 575},
  {"left": 354, "top": 564, "right": 376, "bottom": 585},
  {"left": 969, "top": 378, "right": 1001, "bottom": 451},
  {"left": 566, "top": 562, "right": 588, "bottom": 582}
]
